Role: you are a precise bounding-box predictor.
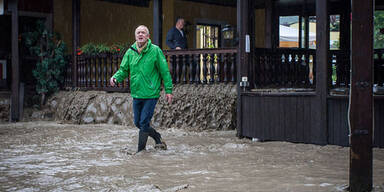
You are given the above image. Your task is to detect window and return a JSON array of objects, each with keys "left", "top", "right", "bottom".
[
  {"left": 330, "top": 15, "right": 340, "bottom": 50},
  {"left": 196, "top": 24, "right": 220, "bottom": 82},
  {"left": 279, "top": 16, "right": 299, "bottom": 48},
  {"left": 196, "top": 24, "right": 219, "bottom": 49}
]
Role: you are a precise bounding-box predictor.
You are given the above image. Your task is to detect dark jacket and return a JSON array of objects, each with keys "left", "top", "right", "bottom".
[{"left": 166, "top": 27, "right": 187, "bottom": 49}]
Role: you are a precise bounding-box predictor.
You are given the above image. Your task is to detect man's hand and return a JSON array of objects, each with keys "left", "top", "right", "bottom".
[
  {"left": 175, "top": 47, "right": 181, "bottom": 50},
  {"left": 110, "top": 77, "right": 117, "bottom": 87},
  {"left": 165, "top": 94, "right": 173, "bottom": 104}
]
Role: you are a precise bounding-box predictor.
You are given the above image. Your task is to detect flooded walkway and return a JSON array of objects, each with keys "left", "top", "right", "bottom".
[{"left": 0, "top": 121, "right": 383, "bottom": 192}]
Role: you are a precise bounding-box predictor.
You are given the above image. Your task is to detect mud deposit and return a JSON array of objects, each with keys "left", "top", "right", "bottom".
[
  {"left": 23, "top": 84, "right": 237, "bottom": 131},
  {"left": 0, "top": 121, "right": 384, "bottom": 192}
]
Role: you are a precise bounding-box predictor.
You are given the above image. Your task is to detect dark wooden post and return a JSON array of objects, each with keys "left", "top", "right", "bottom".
[
  {"left": 9, "top": 0, "right": 19, "bottom": 121},
  {"left": 349, "top": 0, "right": 373, "bottom": 191},
  {"left": 265, "top": 0, "right": 273, "bottom": 49},
  {"left": 153, "top": 0, "right": 162, "bottom": 48},
  {"left": 314, "top": 0, "right": 328, "bottom": 144},
  {"left": 72, "top": 0, "right": 80, "bottom": 87},
  {"left": 236, "top": 0, "right": 253, "bottom": 137}
]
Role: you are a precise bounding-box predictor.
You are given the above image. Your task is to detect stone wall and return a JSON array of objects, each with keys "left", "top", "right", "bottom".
[
  {"left": 27, "top": 84, "right": 237, "bottom": 131},
  {"left": 0, "top": 92, "right": 10, "bottom": 122}
]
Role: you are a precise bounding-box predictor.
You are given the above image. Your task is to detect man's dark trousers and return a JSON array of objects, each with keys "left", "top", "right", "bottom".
[{"left": 133, "top": 98, "right": 162, "bottom": 152}]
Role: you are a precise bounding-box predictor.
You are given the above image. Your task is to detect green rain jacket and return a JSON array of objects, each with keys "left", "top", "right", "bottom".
[{"left": 112, "top": 39, "right": 173, "bottom": 99}]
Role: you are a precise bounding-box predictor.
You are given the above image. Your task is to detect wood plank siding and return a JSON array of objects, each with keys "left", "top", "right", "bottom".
[
  {"left": 241, "top": 94, "right": 317, "bottom": 144},
  {"left": 241, "top": 95, "right": 384, "bottom": 148}
]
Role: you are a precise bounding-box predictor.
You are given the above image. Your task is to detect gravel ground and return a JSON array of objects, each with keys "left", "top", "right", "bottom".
[{"left": 0, "top": 121, "right": 383, "bottom": 192}]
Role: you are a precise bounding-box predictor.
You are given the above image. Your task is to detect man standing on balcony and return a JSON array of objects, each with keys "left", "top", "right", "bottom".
[
  {"left": 110, "top": 25, "right": 173, "bottom": 153},
  {"left": 166, "top": 17, "right": 187, "bottom": 49}
]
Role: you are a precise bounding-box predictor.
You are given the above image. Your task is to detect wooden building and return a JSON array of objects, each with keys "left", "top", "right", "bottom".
[{"left": 1, "top": 0, "right": 383, "bottom": 148}]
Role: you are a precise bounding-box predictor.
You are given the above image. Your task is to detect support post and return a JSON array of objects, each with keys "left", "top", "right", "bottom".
[
  {"left": 72, "top": 0, "right": 80, "bottom": 87},
  {"left": 9, "top": 0, "right": 19, "bottom": 121},
  {"left": 349, "top": 0, "right": 373, "bottom": 191},
  {"left": 236, "top": 0, "right": 253, "bottom": 137},
  {"left": 153, "top": 0, "right": 162, "bottom": 48},
  {"left": 265, "top": 0, "right": 273, "bottom": 48},
  {"left": 314, "top": 0, "right": 328, "bottom": 144}
]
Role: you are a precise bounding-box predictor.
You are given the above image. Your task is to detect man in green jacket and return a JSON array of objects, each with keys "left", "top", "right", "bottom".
[{"left": 110, "top": 25, "right": 173, "bottom": 153}]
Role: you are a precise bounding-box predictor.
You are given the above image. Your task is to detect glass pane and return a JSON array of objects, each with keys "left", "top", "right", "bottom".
[
  {"left": 330, "top": 15, "right": 340, "bottom": 50},
  {"left": 279, "top": 16, "right": 299, "bottom": 48},
  {"left": 196, "top": 24, "right": 219, "bottom": 49},
  {"left": 301, "top": 17, "right": 306, "bottom": 48},
  {"left": 308, "top": 16, "right": 317, "bottom": 49}
]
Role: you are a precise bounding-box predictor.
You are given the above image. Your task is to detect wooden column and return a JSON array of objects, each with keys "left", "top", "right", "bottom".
[
  {"left": 9, "top": 0, "right": 19, "bottom": 121},
  {"left": 349, "top": 0, "right": 373, "bottom": 191},
  {"left": 314, "top": 0, "right": 328, "bottom": 144},
  {"left": 340, "top": 0, "right": 351, "bottom": 51},
  {"left": 72, "top": 0, "right": 80, "bottom": 87},
  {"left": 237, "top": 0, "right": 253, "bottom": 137},
  {"left": 265, "top": 0, "right": 273, "bottom": 48},
  {"left": 153, "top": 0, "right": 162, "bottom": 48}
]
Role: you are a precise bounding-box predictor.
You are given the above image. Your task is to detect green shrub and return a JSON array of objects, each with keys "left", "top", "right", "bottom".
[{"left": 23, "top": 20, "right": 67, "bottom": 105}]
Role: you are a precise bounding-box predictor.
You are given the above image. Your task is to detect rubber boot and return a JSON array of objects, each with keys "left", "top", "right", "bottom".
[
  {"left": 137, "top": 131, "right": 149, "bottom": 153},
  {"left": 148, "top": 128, "right": 162, "bottom": 144}
]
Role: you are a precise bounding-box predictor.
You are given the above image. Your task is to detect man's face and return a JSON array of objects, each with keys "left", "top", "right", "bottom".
[
  {"left": 135, "top": 26, "right": 149, "bottom": 43},
  {"left": 176, "top": 19, "right": 185, "bottom": 30}
]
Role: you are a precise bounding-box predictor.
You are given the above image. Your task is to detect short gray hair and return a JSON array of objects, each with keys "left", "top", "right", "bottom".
[{"left": 135, "top": 25, "right": 150, "bottom": 35}]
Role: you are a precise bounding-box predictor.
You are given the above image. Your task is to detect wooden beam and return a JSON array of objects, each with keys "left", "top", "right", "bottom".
[
  {"left": 72, "top": 0, "right": 80, "bottom": 87},
  {"left": 265, "top": 0, "right": 272, "bottom": 48},
  {"left": 349, "top": 0, "right": 373, "bottom": 190},
  {"left": 153, "top": 0, "right": 162, "bottom": 48},
  {"left": 340, "top": 0, "right": 351, "bottom": 51},
  {"left": 237, "top": 0, "right": 254, "bottom": 137},
  {"left": 9, "top": 0, "right": 19, "bottom": 121},
  {"left": 314, "top": 0, "right": 328, "bottom": 144}
]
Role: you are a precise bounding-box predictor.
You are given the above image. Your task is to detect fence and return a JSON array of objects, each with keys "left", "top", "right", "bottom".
[
  {"left": 64, "top": 48, "right": 238, "bottom": 91},
  {"left": 252, "top": 48, "right": 316, "bottom": 89},
  {"left": 64, "top": 48, "right": 384, "bottom": 92},
  {"left": 329, "top": 49, "right": 384, "bottom": 88},
  {"left": 163, "top": 48, "right": 237, "bottom": 84}
]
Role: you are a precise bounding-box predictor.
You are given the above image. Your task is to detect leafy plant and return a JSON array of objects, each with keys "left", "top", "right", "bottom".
[
  {"left": 23, "top": 20, "right": 67, "bottom": 105},
  {"left": 374, "top": 11, "right": 384, "bottom": 49},
  {"left": 79, "top": 42, "right": 130, "bottom": 55}
]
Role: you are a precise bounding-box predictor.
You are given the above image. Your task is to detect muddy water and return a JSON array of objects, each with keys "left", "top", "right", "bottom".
[{"left": 0, "top": 122, "right": 383, "bottom": 192}]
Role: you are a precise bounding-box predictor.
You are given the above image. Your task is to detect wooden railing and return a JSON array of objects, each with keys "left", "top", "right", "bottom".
[
  {"left": 252, "top": 48, "right": 316, "bottom": 89},
  {"left": 163, "top": 48, "right": 237, "bottom": 84},
  {"left": 64, "top": 53, "right": 129, "bottom": 91},
  {"left": 330, "top": 49, "right": 384, "bottom": 88},
  {"left": 63, "top": 48, "right": 384, "bottom": 91},
  {"left": 329, "top": 50, "right": 350, "bottom": 88},
  {"left": 374, "top": 49, "right": 384, "bottom": 86},
  {"left": 64, "top": 48, "right": 237, "bottom": 91}
]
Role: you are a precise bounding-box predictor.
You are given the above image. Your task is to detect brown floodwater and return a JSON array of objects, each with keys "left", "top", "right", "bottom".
[{"left": 0, "top": 121, "right": 383, "bottom": 192}]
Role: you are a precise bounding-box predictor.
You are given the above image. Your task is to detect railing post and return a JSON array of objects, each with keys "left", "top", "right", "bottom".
[
  {"left": 223, "top": 53, "right": 228, "bottom": 83},
  {"left": 194, "top": 54, "right": 200, "bottom": 84},
  {"left": 209, "top": 53, "right": 215, "bottom": 83},
  {"left": 203, "top": 53, "right": 208, "bottom": 84},
  {"left": 231, "top": 53, "right": 236, "bottom": 83},
  {"left": 176, "top": 55, "right": 180, "bottom": 84},
  {"left": 217, "top": 54, "right": 221, "bottom": 83},
  {"left": 103, "top": 53, "right": 108, "bottom": 87},
  {"left": 189, "top": 54, "right": 193, "bottom": 84},
  {"left": 182, "top": 55, "right": 187, "bottom": 83}
]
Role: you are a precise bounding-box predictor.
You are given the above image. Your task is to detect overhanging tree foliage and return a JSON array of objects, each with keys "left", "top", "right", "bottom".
[{"left": 374, "top": 11, "right": 384, "bottom": 49}]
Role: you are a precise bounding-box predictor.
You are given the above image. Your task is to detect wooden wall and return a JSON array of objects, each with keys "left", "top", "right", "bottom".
[
  {"left": 241, "top": 95, "right": 384, "bottom": 148},
  {"left": 241, "top": 94, "right": 320, "bottom": 144},
  {"left": 328, "top": 98, "right": 384, "bottom": 147}
]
